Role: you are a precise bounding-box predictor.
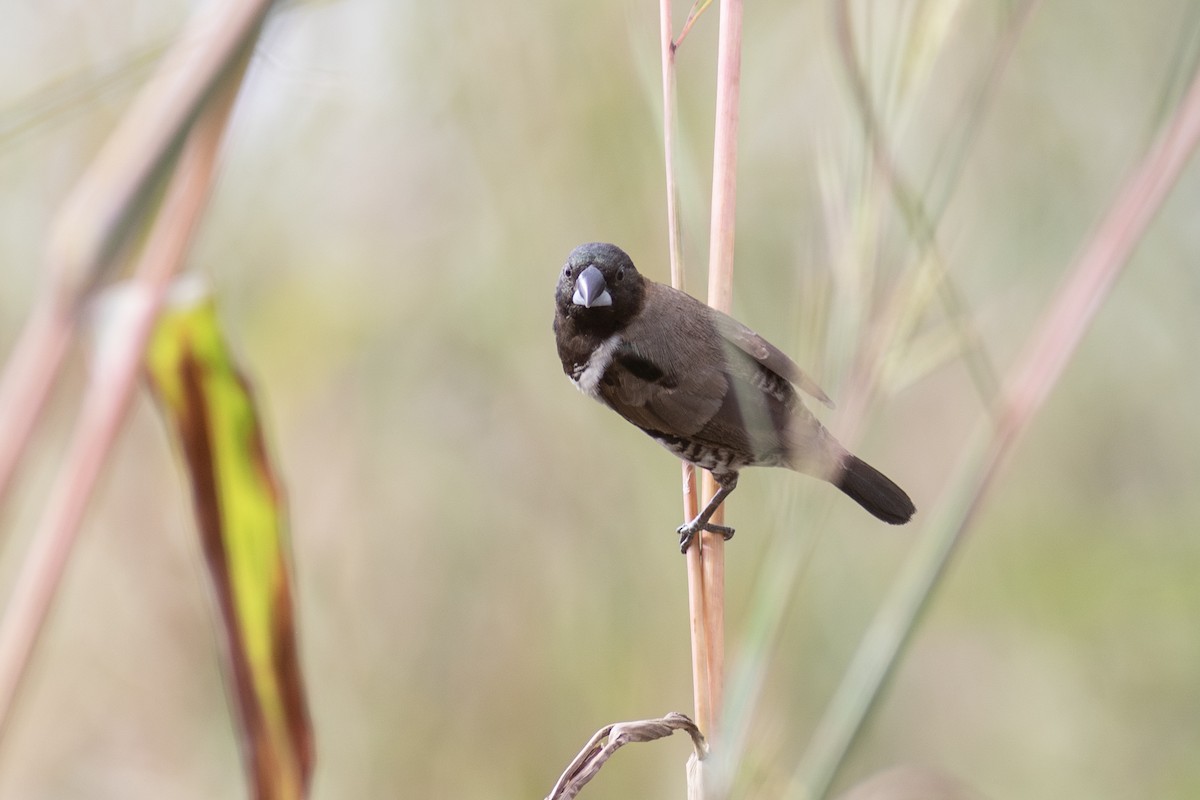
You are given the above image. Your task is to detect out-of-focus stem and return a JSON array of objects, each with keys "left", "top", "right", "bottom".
[
  {"left": 0, "top": 298, "right": 73, "bottom": 511},
  {"left": 0, "top": 8, "right": 261, "bottom": 738},
  {"left": 790, "top": 49, "right": 1200, "bottom": 800},
  {"left": 0, "top": 0, "right": 275, "bottom": 514}
]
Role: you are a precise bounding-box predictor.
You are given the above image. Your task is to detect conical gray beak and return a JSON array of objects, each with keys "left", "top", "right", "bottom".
[{"left": 572, "top": 265, "right": 613, "bottom": 308}]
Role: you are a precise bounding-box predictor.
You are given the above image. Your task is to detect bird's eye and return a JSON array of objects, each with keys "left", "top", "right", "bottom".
[
  {"left": 616, "top": 268, "right": 626, "bottom": 282},
  {"left": 563, "top": 265, "right": 571, "bottom": 276}
]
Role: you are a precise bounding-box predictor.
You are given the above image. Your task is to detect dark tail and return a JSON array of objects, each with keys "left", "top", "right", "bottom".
[{"left": 836, "top": 455, "right": 915, "bottom": 524}]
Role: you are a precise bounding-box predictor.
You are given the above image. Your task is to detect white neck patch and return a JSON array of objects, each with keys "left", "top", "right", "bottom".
[{"left": 572, "top": 333, "right": 623, "bottom": 400}]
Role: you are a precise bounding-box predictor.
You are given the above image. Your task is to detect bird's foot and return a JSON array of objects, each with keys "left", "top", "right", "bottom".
[{"left": 676, "top": 521, "right": 736, "bottom": 554}]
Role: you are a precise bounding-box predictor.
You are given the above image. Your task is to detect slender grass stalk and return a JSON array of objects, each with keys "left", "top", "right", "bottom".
[
  {"left": 789, "top": 50, "right": 1200, "bottom": 800},
  {"left": 0, "top": 0, "right": 276, "bottom": 511},
  {"left": 712, "top": 10, "right": 1047, "bottom": 781},
  {"left": 661, "top": 1, "right": 742, "bottom": 795},
  {"left": 0, "top": 299, "right": 73, "bottom": 511},
  {"left": 661, "top": 0, "right": 684, "bottom": 292},
  {"left": 833, "top": 0, "right": 1003, "bottom": 417},
  {"left": 0, "top": 43, "right": 166, "bottom": 150},
  {"left": 675, "top": 0, "right": 714, "bottom": 52},
  {"left": 688, "top": 2, "right": 743, "bottom": 798},
  {"left": 696, "top": 0, "right": 743, "bottom": 735},
  {"left": 660, "top": 0, "right": 713, "bottom": 759},
  {"left": 0, "top": 2, "right": 269, "bottom": 737}
]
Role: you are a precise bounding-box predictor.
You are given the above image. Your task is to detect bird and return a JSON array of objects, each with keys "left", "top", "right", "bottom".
[{"left": 552, "top": 242, "right": 915, "bottom": 553}]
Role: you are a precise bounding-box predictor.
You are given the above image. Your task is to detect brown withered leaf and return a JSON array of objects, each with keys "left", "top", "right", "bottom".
[{"left": 147, "top": 291, "right": 313, "bottom": 799}]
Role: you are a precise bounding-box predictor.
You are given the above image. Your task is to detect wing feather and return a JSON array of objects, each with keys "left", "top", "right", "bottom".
[
  {"left": 596, "top": 282, "right": 835, "bottom": 468},
  {"left": 597, "top": 337, "right": 726, "bottom": 436},
  {"left": 713, "top": 313, "right": 834, "bottom": 408}
]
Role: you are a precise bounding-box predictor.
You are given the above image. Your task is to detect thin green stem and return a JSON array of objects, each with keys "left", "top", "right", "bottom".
[{"left": 790, "top": 49, "right": 1200, "bottom": 800}]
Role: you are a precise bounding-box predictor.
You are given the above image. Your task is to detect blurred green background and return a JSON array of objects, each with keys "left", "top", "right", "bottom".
[{"left": 2, "top": 1, "right": 1199, "bottom": 798}]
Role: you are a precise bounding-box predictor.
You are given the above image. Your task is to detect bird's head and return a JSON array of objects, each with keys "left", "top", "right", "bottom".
[{"left": 555, "top": 242, "right": 645, "bottom": 330}]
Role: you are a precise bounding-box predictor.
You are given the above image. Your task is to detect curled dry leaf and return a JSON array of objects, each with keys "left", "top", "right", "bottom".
[{"left": 547, "top": 712, "right": 706, "bottom": 800}]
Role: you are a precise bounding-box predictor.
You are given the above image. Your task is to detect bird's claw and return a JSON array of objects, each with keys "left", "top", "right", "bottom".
[
  {"left": 677, "top": 524, "right": 696, "bottom": 554},
  {"left": 676, "top": 521, "right": 736, "bottom": 554},
  {"left": 710, "top": 523, "right": 735, "bottom": 540}
]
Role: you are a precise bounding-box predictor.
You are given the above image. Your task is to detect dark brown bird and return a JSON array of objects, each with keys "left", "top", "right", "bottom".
[{"left": 553, "top": 242, "right": 914, "bottom": 552}]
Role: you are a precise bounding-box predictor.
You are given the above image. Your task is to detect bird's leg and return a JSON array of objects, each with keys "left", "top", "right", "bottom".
[{"left": 677, "top": 474, "right": 737, "bottom": 554}]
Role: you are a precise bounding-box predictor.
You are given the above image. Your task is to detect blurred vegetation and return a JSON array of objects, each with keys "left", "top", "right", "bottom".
[{"left": 1, "top": 1, "right": 1199, "bottom": 799}]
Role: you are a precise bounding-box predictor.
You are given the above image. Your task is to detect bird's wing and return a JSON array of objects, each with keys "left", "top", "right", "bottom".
[
  {"left": 602, "top": 329, "right": 824, "bottom": 465},
  {"left": 597, "top": 281, "right": 833, "bottom": 454},
  {"left": 713, "top": 313, "right": 834, "bottom": 408},
  {"left": 597, "top": 334, "right": 728, "bottom": 437}
]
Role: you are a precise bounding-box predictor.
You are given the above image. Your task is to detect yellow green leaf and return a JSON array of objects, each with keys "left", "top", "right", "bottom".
[{"left": 146, "top": 289, "right": 313, "bottom": 800}]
